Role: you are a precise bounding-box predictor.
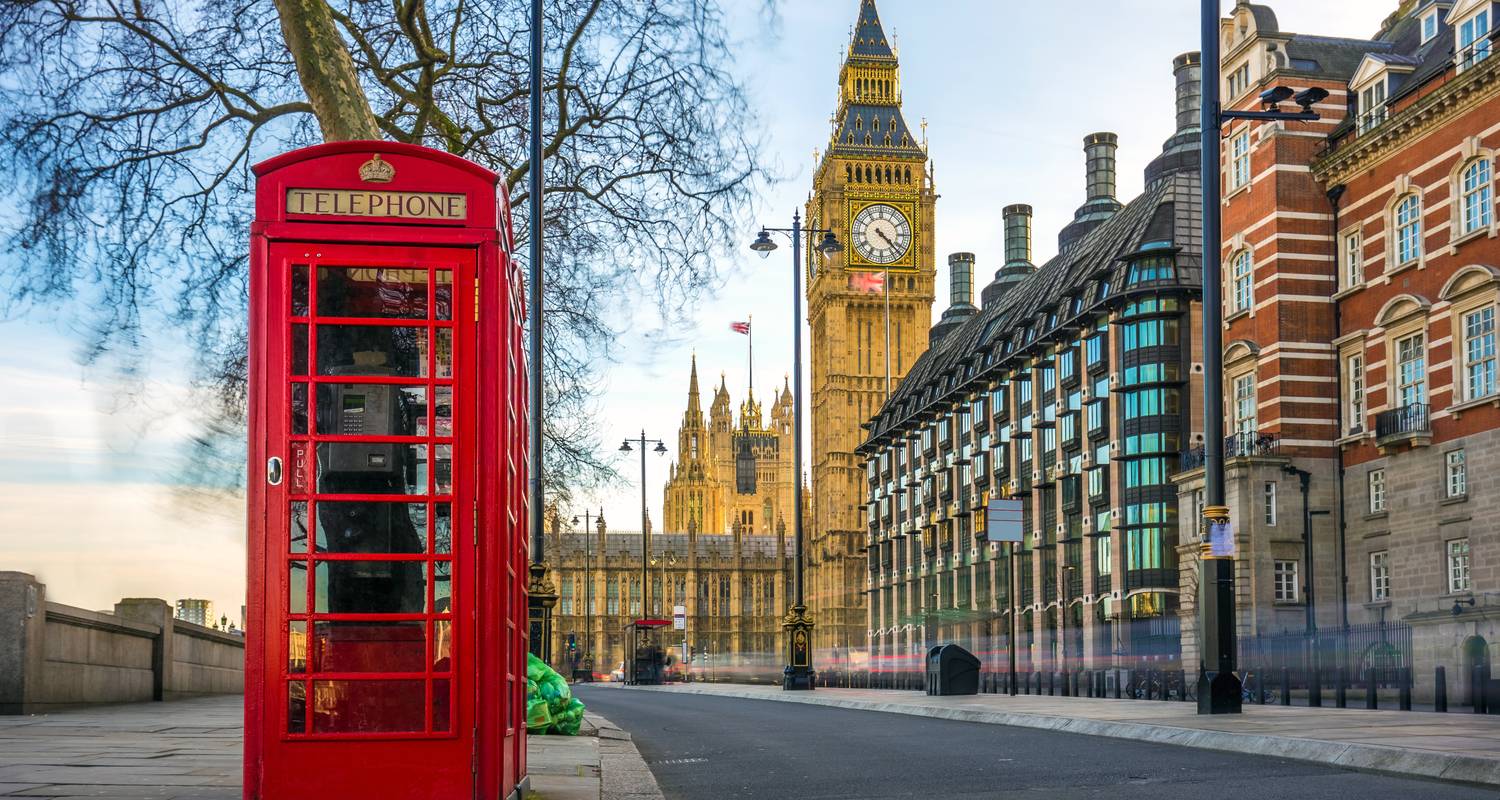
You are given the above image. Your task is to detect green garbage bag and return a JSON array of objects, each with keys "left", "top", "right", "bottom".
[{"left": 525, "top": 654, "right": 586, "bottom": 735}]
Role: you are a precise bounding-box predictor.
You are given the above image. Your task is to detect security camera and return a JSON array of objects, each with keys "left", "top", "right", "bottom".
[
  {"left": 1259, "top": 86, "right": 1295, "bottom": 109},
  {"left": 1294, "top": 87, "right": 1330, "bottom": 111}
]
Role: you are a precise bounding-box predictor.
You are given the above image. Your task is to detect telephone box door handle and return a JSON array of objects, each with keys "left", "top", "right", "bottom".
[{"left": 267, "top": 457, "right": 284, "bottom": 486}]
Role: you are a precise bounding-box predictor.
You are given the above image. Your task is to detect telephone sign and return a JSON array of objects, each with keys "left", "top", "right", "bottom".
[{"left": 245, "top": 142, "right": 527, "bottom": 800}]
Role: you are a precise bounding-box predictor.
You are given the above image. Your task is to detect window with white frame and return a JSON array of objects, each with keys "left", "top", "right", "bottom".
[
  {"left": 1226, "top": 62, "right": 1251, "bottom": 98},
  {"left": 1395, "top": 193, "right": 1423, "bottom": 266},
  {"left": 1346, "top": 353, "right": 1366, "bottom": 434},
  {"left": 1343, "top": 230, "right": 1363, "bottom": 289},
  {"left": 1263, "top": 482, "right": 1277, "bottom": 526},
  {"left": 1230, "top": 131, "right": 1251, "bottom": 189},
  {"left": 1370, "top": 550, "right": 1390, "bottom": 601},
  {"left": 1358, "top": 79, "right": 1387, "bottom": 133},
  {"left": 1423, "top": 9, "right": 1440, "bottom": 43},
  {"left": 1231, "top": 250, "right": 1253, "bottom": 312},
  {"left": 1459, "top": 7, "right": 1492, "bottom": 70},
  {"left": 1233, "top": 372, "right": 1257, "bottom": 438},
  {"left": 1274, "top": 560, "right": 1299, "bottom": 602},
  {"left": 1464, "top": 306, "right": 1496, "bottom": 400},
  {"left": 1396, "top": 333, "right": 1427, "bottom": 408},
  {"left": 1369, "top": 468, "right": 1386, "bottom": 514},
  {"left": 1447, "top": 449, "right": 1468, "bottom": 499},
  {"left": 1448, "top": 538, "right": 1471, "bottom": 594},
  {"left": 1460, "top": 158, "right": 1493, "bottom": 236}
]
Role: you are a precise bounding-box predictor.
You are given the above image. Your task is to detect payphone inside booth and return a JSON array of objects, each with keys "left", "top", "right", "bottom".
[{"left": 246, "top": 142, "right": 528, "bottom": 800}]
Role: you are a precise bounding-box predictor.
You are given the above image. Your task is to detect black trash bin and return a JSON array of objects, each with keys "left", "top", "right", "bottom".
[{"left": 926, "top": 643, "right": 981, "bottom": 696}]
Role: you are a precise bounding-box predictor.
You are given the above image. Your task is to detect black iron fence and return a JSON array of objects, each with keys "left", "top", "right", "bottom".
[
  {"left": 1181, "top": 432, "right": 1281, "bottom": 470},
  {"left": 1375, "top": 403, "right": 1430, "bottom": 441}
]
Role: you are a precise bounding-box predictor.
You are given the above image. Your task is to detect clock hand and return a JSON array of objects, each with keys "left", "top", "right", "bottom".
[{"left": 876, "top": 229, "right": 897, "bottom": 247}]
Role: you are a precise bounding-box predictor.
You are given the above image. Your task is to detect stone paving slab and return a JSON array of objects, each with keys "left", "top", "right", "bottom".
[
  {"left": 621, "top": 682, "right": 1500, "bottom": 789},
  {"left": 0, "top": 698, "right": 659, "bottom": 800}
]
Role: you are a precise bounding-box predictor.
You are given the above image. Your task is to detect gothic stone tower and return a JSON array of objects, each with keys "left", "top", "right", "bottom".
[
  {"left": 662, "top": 355, "right": 726, "bottom": 534},
  {"left": 805, "top": 0, "right": 936, "bottom": 663}
]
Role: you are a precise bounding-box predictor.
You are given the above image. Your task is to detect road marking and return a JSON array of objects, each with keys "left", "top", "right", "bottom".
[{"left": 652, "top": 757, "right": 709, "bottom": 765}]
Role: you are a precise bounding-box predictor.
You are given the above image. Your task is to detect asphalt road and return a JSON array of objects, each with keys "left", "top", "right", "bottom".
[{"left": 574, "top": 684, "right": 1500, "bottom": 800}]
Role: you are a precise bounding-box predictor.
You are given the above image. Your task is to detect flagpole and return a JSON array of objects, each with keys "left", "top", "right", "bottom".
[
  {"left": 748, "top": 314, "right": 754, "bottom": 394},
  {"left": 883, "top": 268, "right": 892, "bottom": 399}
]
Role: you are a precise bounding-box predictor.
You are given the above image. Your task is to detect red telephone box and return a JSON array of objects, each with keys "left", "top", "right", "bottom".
[{"left": 245, "top": 141, "right": 529, "bottom": 800}]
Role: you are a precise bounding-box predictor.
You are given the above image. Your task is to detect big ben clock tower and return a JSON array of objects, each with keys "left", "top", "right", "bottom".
[{"left": 805, "top": 0, "right": 936, "bottom": 664}]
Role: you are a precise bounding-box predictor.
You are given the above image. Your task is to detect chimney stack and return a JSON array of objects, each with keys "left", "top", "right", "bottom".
[
  {"left": 1145, "top": 52, "right": 1204, "bottom": 188},
  {"left": 948, "top": 252, "right": 975, "bottom": 310},
  {"left": 1084, "top": 132, "right": 1119, "bottom": 204},
  {"left": 1059, "top": 133, "right": 1124, "bottom": 253},
  {"left": 983, "top": 205, "right": 1036, "bottom": 308}
]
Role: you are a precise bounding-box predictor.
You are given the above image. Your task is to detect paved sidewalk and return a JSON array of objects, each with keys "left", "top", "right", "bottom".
[
  {"left": 624, "top": 682, "right": 1500, "bottom": 788},
  {"left": 0, "top": 696, "right": 659, "bottom": 800}
]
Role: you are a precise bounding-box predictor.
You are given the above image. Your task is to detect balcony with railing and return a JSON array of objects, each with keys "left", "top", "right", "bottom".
[
  {"left": 1180, "top": 432, "right": 1281, "bottom": 471},
  {"left": 1375, "top": 403, "right": 1430, "bottom": 448}
]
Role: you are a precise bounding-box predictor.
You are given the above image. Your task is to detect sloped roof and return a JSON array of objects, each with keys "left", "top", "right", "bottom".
[
  {"left": 831, "top": 104, "right": 926, "bottom": 158},
  {"left": 862, "top": 169, "right": 1203, "bottom": 449},
  {"left": 850, "top": 0, "right": 895, "bottom": 59}
]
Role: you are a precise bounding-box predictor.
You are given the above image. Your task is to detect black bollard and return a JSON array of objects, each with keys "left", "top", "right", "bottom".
[
  {"left": 1048, "top": 670, "right": 1056, "bottom": 696},
  {"left": 1336, "top": 667, "right": 1347, "bottom": 708},
  {"left": 1161, "top": 669, "right": 1171, "bottom": 701},
  {"left": 1145, "top": 670, "right": 1154, "bottom": 701},
  {"left": 1309, "top": 666, "right": 1322, "bottom": 707},
  {"left": 1366, "top": 671, "right": 1377, "bottom": 709},
  {"left": 1281, "top": 668, "right": 1291, "bottom": 706},
  {"left": 1475, "top": 664, "right": 1488, "bottom": 714},
  {"left": 1113, "top": 670, "right": 1122, "bottom": 699},
  {"left": 1436, "top": 666, "right": 1448, "bottom": 712},
  {"left": 1400, "top": 667, "right": 1412, "bottom": 711}
]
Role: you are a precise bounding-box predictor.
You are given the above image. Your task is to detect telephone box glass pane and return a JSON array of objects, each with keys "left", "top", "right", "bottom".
[
  {"left": 313, "top": 621, "right": 427, "bottom": 673},
  {"left": 317, "top": 267, "right": 429, "bottom": 319},
  {"left": 317, "top": 326, "right": 428, "bottom": 377},
  {"left": 287, "top": 682, "right": 307, "bottom": 734},
  {"left": 310, "top": 680, "right": 426, "bottom": 734},
  {"left": 435, "top": 270, "right": 452, "bottom": 320},
  {"left": 314, "top": 561, "right": 428, "bottom": 614},
  {"left": 292, "top": 324, "right": 309, "bottom": 375},
  {"left": 435, "top": 329, "right": 452, "bottom": 378},
  {"left": 433, "top": 620, "right": 453, "bottom": 671},
  {"left": 289, "top": 621, "right": 307, "bottom": 673},
  {"left": 291, "top": 383, "right": 308, "bottom": 435},
  {"left": 291, "top": 265, "right": 310, "bottom": 317},
  {"left": 433, "top": 678, "right": 452, "bottom": 731},
  {"left": 433, "top": 504, "right": 451, "bottom": 554},
  {"left": 315, "top": 501, "right": 427, "bottom": 553},
  {"left": 290, "top": 502, "right": 309, "bottom": 553},
  {"left": 289, "top": 561, "right": 308, "bottom": 614},
  {"left": 433, "top": 561, "right": 452, "bottom": 613},
  {"left": 434, "top": 445, "right": 452, "bottom": 494},
  {"left": 434, "top": 386, "right": 452, "bottom": 436},
  {"left": 315, "top": 443, "right": 424, "bottom": 495},
  {"left": 315, "top": 384, "right": 426, "bottom": 437}
]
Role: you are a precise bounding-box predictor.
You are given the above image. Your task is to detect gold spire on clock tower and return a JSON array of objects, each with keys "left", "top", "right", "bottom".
[{"left": 804, "top": 0, "right": 936, "bottom": 663}]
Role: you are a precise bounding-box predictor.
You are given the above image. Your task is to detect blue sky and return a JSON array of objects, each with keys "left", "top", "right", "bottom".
[{"left": 0, "top": 1, "right": 1391, "bottom": 615}]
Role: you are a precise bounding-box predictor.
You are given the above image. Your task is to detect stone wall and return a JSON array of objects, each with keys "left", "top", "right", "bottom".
[{"left": 0, "top": 572, "right": 244, "bottom": 714}]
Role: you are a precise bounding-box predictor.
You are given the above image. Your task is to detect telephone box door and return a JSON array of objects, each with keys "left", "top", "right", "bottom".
[{"left": 254, "top": 241, "right": 477, "bottom": 798}]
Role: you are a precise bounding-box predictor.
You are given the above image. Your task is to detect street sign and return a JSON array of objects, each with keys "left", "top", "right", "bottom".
[
  {"left": 672, "top": 605, "right": 686, "bottom": 630},
  {"left": 985, "top": 498, "right": 1024, "bottom": 543}
]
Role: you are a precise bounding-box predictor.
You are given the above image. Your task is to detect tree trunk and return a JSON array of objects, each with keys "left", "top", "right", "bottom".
[{"left": 272, "top": 0, "right": 381, "bottom": 141}]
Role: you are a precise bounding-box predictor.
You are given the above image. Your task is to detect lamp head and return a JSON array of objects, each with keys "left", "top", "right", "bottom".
[
  {"left": 750, "top": 230, "right": 777, "bottom": 258},
  {"left": 619, "top": 439, "right": 633, "bottom": 453},
  {"left": 654, "top": 441, "right": 668, "bottom": 455},
  {"left": 1259, "top": 85, "right": 1294, "bottom": 109},
  {"left": 571, "top": 516, "right": 580, "bottom": 526},
  {"left": 817, "top": 231, "right": 844, "bottom": 254}
]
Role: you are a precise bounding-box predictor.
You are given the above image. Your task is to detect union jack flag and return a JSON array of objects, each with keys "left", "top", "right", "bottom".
[
  {"left": 730, "top": 321, "right": 751, "bottom": 335},
  {"left": 848, "top": 271, "right": 885, "bottom": 294}
]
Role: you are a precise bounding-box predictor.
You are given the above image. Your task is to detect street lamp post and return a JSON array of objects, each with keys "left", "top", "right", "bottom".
[
  {"left": 1199, "top": 0, "right": 1327, "bottom": 714},
  {"left": 618, "top": 433, "right": 668, "bottom": 620},
  {"left": 571, "top": 508, "right": 603, "bottom": 680},
  {"left": 749, "top": 212, "right": 842, "bottom": 691}
]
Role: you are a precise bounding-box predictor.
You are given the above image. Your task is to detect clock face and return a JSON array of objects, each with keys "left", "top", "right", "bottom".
[{"left": 851, "top": 203, "right": 912, "bottom": 265}]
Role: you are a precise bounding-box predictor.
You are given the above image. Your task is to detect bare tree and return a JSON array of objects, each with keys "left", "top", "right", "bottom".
[{"left": 0, "top": 0, "right": 764, "bottom": 503}]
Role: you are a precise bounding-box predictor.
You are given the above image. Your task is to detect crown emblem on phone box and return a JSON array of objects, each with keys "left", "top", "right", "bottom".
[{"left": 359, "top": 154, "right": 396, "bottom": 183}]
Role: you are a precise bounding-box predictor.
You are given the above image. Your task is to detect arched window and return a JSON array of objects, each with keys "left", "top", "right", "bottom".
[
  {"left": 885, "top": 166, "right": 893, "bottom": 182},
  {"left": 855, "top": 116, "right": 862, "bottom": 131},
  {"left": 864, "top": 134, "right": 872, "bottom": 146},
  {"left": 845, "top": 165, "right": 852, "bottom": 182},
  {"left": 1395, "top": 193, "right": 1423, "bottom": 264},
  {"left": 883, "top": 135, "right": 892, "bottom": 147},
  {"left": 1231, "top": 250, "right": 1253, "bottom": 313},
  {"left": 904, "top": 167, "right": 912, "bottom": 183},
  {"left": 873, "top": 117, "right": 881, "bottom": 131},
  {"left": 1461, "top": 158, "right": 1493, "bottom": 235}
]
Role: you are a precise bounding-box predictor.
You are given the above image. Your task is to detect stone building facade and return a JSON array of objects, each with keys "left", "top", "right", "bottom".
[
  {"left": 541, "top": 514, "right": 793, "bottom": 681},
  {"left": 1174, "top": 0, "right": 1500, "bottom": 702},
  {"left": 660, "top": 356, "right": 796, "bottom": 537},
  {"left": 859, "top": 51, "right": 1206, "bottom": 678}
]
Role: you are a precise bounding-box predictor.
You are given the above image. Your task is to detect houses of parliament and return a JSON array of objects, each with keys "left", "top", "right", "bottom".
[{"left": 543, "top": 0, "right": 935, "bottom": 677}]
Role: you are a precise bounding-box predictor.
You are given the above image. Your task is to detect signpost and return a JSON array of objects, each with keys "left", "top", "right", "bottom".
[{"left": 986, "top": 498, "right": 1024, "bottom": 695}]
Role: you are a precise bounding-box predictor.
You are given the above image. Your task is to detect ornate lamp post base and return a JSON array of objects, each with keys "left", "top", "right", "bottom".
[
  {"left": 782, "top": 604, "right": 816, "bottom": 691},
  {"left": 528, "top": 562, "right": 558, "bottom": 663}
]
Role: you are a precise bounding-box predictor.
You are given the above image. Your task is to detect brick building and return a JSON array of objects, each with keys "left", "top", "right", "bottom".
[{"left": 1176, "top": 0, "right": 1500, "bottom": 701}]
